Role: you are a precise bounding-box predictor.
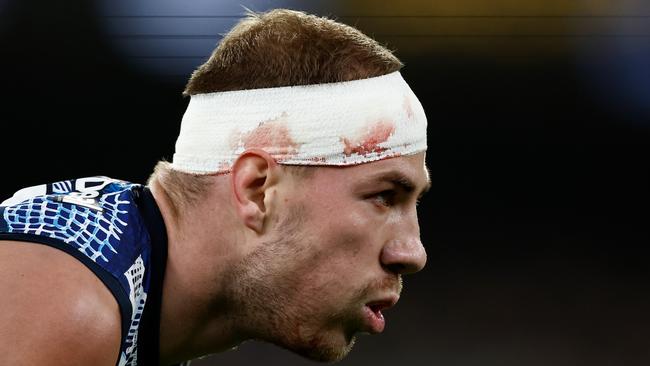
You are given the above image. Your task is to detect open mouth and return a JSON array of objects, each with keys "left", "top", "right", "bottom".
[
  {"left": 368, "top": 302, "right": 388, "bottom": 317},
  {"left": 363, "top": 300, "right": 395, "bottom": 334}
]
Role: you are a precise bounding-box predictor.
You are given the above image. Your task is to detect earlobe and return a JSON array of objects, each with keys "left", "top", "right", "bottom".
[{"left": 230, "top": 150, "right": 278, "bottom": 233}]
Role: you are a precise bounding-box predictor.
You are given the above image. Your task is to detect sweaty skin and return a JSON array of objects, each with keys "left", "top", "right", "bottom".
[
  {"left": 157, "top": 152, "right": 429, "bottom": 364},
  {"left": 0, "top": 153, "right": 428, "bottom": 366},
  {"left": 230, "top": 152, "right": 429, "bottom": 361},
  {"left": 0, "top": 242, "right": 121, "bottom": 366}
]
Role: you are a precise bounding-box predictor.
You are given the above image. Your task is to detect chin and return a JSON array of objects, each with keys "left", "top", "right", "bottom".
[{"left": 283, "top": 333, "right": 357, "bottom": 363}]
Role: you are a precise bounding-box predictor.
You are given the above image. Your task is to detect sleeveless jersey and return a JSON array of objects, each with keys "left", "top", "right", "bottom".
[{"left": 0, "top": 176, "right": 170, "bottom": 366}]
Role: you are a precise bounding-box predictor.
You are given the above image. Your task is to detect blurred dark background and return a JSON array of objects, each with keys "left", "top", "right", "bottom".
[{"left": 1, "top": 1, "right": 649, "bottom": 365}]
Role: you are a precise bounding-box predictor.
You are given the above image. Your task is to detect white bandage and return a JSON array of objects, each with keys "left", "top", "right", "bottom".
[{"left": 171, "top": 71, "right": 427, "bottom": 174}]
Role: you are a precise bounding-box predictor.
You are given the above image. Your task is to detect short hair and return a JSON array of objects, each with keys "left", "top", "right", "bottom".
[
  {"left": 151, "top": 8, "right": 403, "bottom": 213},
  {"left": 184, "top": 8, "right": 402, "bottom": 95}
]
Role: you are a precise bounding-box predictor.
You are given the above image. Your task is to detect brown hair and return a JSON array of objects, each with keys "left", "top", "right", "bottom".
[
  {"left": 184, "top": 8, "right": 402, "bottom": 95},
  {"left": 151, "top": 8, "right": 403, "bottom": 213}
]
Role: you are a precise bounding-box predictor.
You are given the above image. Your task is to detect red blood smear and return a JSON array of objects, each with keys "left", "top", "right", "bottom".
[
  {"left": 342, "top": 120, "right": 396, "bottom": 157},
  {"left": 308, "top": 156, "right": 327, "bottom": 163},
  {"left": 241, "top": 113, "right": 299, "bottom": 157},
  {"left": 403, "top": 95, "right": 414, "bottom": 120}
]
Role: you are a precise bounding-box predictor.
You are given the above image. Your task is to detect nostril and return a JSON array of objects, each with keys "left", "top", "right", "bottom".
[{"left": 383, "top": 263, "right": 406, "bottom": 275}]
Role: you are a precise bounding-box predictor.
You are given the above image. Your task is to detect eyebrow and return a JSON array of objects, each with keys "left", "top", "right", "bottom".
[{"left": 370, "top": 169, "right": 431, "bottom": 199}]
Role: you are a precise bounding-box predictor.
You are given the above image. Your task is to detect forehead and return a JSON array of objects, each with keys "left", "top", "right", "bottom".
[{"left": 309, "top": 152, "right": 429, "bottom": 192}]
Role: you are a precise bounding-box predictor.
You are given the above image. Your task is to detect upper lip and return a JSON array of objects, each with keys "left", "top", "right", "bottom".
[{"left": 366, "top": 295, "right": 399, "bottom": 312}]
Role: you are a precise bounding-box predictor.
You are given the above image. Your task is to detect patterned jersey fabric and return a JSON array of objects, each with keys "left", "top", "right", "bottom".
[{"left": 0, "top": 176, "right": 164, "bottom": 366}]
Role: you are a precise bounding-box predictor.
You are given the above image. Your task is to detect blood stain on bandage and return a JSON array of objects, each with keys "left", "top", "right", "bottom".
[
  {"left": 239, "top": 112, "right": 299, "bottom": 157},
  {"left": 342, "top": 120, "right": 396, "bottom": 157},
  {"left": 216, "top": 161, "right": 232, "bottom": 173},
  {"left": 403, "top": 95, "right": 414, "bottom": 120}
]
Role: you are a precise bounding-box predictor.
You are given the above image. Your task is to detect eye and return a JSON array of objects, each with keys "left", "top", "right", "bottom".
[{"left": 369, "top": 190, "right": 397, "bottom": 208}]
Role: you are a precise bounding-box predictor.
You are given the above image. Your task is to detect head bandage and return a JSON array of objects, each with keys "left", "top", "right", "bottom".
[{"left": 171, "top": 71, "right": 427, "bottom": 174}]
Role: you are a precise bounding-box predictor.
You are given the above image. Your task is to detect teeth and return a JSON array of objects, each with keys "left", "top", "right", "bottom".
[
  {"left": 368, "top": 302, "right": 388, "bottom": 312},
  {"left": 369, "top": 305, "right": 382, "bottom": 315}
]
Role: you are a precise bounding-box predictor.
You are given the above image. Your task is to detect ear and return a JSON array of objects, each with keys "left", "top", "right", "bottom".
[{"left": 230, "top": 149, "right": 279, "bottom": 233}]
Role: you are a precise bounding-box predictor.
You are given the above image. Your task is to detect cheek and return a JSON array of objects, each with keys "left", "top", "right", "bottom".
[
  {"left": 292, "top": 189, "right": 385, "bottom": 289},
  {"left": 307, "top": 213, "right": 380, "bottom": 278}
]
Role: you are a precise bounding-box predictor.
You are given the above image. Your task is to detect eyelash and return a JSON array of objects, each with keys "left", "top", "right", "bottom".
[
  {"left": 371, "top": 190, "right": 396, "bottom": 207},
  {"left": 368, "top": 191, "right": 423, "bottom": 209}
]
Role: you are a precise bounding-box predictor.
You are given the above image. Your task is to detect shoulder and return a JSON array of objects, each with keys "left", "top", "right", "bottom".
[{"left": 0, "top": 240, "right": 122, "bottom": 366}]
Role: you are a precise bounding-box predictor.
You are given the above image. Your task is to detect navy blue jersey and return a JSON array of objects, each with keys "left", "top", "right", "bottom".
[{"left": 0, "top": 177, "right": 170, "bottom": 366}]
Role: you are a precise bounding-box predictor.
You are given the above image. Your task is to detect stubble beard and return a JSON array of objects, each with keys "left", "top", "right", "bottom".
[{"left": 222, "top": 204, "right": 357, "bottom": 362}]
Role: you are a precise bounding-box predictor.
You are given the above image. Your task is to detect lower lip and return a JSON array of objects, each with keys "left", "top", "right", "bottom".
[{"left": 363, "top": 306, "right": 386, "bottom": 333}]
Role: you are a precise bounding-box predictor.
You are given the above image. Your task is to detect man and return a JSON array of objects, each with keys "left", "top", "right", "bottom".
[{"left": 0, "top": 8, "right": 429, "bottom": 366}]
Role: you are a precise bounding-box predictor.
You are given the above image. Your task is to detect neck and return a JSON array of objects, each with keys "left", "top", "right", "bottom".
[{"left": 150, "top": 181, "right": 248, "bottom": 365}]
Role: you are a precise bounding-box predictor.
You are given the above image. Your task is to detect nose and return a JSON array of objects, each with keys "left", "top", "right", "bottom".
[{"left": 380, "top": 236, "right": 427, "bottom": 275}]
